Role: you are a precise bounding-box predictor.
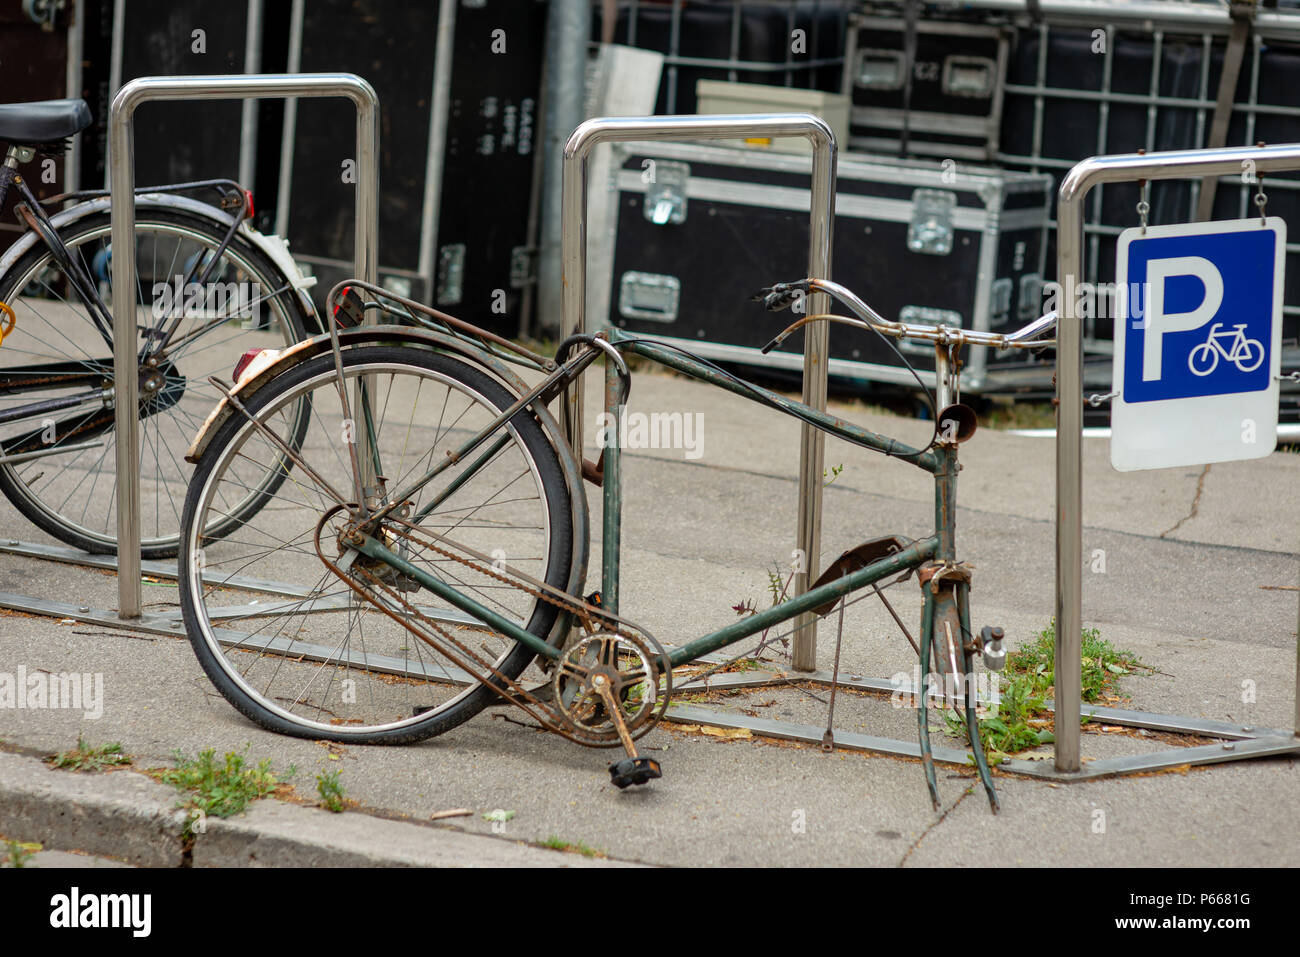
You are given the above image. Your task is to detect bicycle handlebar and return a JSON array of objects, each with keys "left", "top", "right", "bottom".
[{"left": 755, "top": 278, "right": 1057, "bottom": 354}]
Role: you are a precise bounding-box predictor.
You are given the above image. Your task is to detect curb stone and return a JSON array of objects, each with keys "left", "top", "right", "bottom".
[
  {"left": 0, "top": 751, "right": 642, "bottom": 868},
  {"left": 0, "top": 751, "right": 187, "bottom": 867},
  {"left": 193, "top": 798, "right": 643, "bottom": 867}
]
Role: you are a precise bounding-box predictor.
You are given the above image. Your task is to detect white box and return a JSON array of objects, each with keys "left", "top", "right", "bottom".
[{"left": 694, "top": 80, "right": 850, "bottom": 154}]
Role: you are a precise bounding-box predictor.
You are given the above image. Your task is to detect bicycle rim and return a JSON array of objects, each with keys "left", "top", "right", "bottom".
[
  {"left": 0, "top": 213, "right": 310, "bottom": 556},
  {"left": 179, "top": 347, "right": 572, "bottom": 741}
]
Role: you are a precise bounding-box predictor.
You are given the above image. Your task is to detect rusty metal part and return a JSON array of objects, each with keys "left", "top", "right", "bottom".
[
  {"left": 185, "top": 324, "right": 573, "bottom": 468},
  {"left": 592, "top": 673, "right": 638, "bottom": 755},
  {"left": 808, "top": 536, "right": 911, "bottom": 617},
  {"left": 935, "top": 403, "right": 978, "bottom": 444},
  {"left": 917, "top": 560, "right": 973, "bottom": 592},
  {"left": 822, "top": 598, "right": 846, "bottom": 753},
  {"left": 322, "top": 278, "right": 555, "bottom": 370},
  {"left": 313, "top": 504, "right": 673, "bottom": 747},
  {"left": 315, "top": 505, "right": 581, "bottom": 740},
  {"left": 581, "top": 450, "right": 604, "bottom": 485},
  {"left": 552, "top": 631, "right": 670, "bottom": 748}
]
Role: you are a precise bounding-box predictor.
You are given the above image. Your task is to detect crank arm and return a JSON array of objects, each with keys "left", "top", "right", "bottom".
[{"left": 591, "top": 673, "right": 662, "bottom": 789}]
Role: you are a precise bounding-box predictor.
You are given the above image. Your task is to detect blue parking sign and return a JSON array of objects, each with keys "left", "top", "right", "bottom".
[{"left": 1111, "top": 217, "right": 1285, "bottom": 471}]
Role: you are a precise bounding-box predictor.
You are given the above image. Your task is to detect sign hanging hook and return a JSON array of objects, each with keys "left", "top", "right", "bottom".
[
  {"left": 1254, "top": 141, "right": 1269, "bottom": 226},
  {"left": 1136, "top": 148, "right": 1149, "bottom": 234}
]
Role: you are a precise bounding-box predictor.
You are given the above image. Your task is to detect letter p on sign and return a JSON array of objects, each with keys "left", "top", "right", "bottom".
[{"left": 1142, "top": 256, "right": 1223, "bottom": 381}]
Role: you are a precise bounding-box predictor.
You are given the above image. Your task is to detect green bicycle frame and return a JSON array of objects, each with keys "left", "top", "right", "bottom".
[{"left": 349, "top": 328, "right": 962, "bottom": 673}]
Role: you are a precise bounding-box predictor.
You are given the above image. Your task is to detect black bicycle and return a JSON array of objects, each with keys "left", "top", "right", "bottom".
[{"left": 0, "top": 97, "right": 318, "bottom": 557}]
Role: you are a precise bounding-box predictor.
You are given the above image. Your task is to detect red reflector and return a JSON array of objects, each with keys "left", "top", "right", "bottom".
[
  {"left": 244, "top": 189, "right": 255, "bottom": 219},
  {"left": 332, "top": 285, "right": 351, "bottom": 317},
  {"left": 233, "top": 348, "right": 265, "bottom": 382}
]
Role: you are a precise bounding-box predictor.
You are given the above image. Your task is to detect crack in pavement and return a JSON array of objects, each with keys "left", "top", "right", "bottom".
[
  {"left": 1159, "top": 464, "right": 1211, "bottom": 539},
  {"left": 897, "top": 786, "right": 971, "bottom": 866}
]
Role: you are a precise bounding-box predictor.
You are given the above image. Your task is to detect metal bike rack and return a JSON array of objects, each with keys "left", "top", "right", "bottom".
[
  {"left": 560, "top": 112, "right": 837, "bottom": 670},
  {"left": 108, "top": 73, "right": 380, "bottom": 618},
  {"left": 1052, "top": 142, "right": 1300, "bottom": 775}
]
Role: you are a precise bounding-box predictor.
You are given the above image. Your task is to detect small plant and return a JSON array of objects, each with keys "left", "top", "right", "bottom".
[
  {"left": 316, "top": 769, "right": 346, "bottom": 812},
  {"left": 944, "top": 673, "right": 1052, "bottom": 761},
  {"left": 159, "top": 746, "right": 290, "bottom": 839},
  {"left": 539, "top": 835, "right": 604, "bottom": 858},
  {"left": 47, "top": 735, "right": 130, "bottom": 772},
  {"left": 945, "top": 621, "right": 1147, "bottom": 760},
  {"left": 1010, "top": 620, "right": 1148, "bottom": 703},
  {"left": 3, "top": 839, "right": 40, "bottom": 868},
  {"left": 727, "top": 563, "right": 794, "bottom": 663},
  {"left": 822, "top": 463, "right": 845, "bottom": 487},
  {"left": 766, "top": 566, "right": 787, "bottom": 606}
]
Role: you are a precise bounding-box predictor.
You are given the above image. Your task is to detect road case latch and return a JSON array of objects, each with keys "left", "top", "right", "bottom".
[
  {"left": 619, "top": 271, "right": 681, "bottom": 323},
  {"left": 908, "top": 189, "right": 956, "bottom": 256},
  {"left": 644, "top": 160, "right": 690, "bottom": 226}
]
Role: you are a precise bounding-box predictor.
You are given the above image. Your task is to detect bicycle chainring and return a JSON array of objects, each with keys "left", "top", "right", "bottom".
[{"left": 551, "top": 630, "right": 672, "bottom": 747}]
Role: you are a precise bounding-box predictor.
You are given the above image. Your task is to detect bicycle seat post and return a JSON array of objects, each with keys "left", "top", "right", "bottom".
[{"left": 0, "top": 144, "right": 34, "bottom": 207}]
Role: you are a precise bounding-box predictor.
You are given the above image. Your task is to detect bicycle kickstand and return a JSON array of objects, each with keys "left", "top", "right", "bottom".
[{"left": 590, "top": 673, "right": 662, "bottom": 789}]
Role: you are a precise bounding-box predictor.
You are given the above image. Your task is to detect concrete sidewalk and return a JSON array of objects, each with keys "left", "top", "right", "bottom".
[{"left": 0, "top": 366, "right": 1296, "bottom": 867}]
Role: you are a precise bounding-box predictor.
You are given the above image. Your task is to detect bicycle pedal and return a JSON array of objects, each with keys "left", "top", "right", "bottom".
[{"left": 608, "top": 756, "right": 661, "bottom": 789}]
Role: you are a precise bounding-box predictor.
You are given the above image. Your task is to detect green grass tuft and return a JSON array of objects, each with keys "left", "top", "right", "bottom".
[
  {"left": 3, "top": 839, "right": 40, "bottom": 868},
  {"left": 945, "top": 621, "right": 1149, "bottom": 761},
  {"left": 539, "top": 835, "right": 604, "bottom": 858},
  {"left": 159, "top": 746, "right": 292, "bottom": 840},
  {"left": 47, "top": 735, "right": 130, "bottom": 773},
  {"left": 315, "top": 769, "right": 346, "bottom": 813}
]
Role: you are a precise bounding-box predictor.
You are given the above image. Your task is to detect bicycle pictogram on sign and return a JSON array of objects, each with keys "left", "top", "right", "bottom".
[{"left": 1187, "top": 323, "right": 1265, "bottom": 376}]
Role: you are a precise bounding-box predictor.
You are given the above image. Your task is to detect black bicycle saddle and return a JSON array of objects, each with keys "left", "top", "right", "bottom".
[{"left": 0, "top": 99, "right": 92, "bottom": 146}]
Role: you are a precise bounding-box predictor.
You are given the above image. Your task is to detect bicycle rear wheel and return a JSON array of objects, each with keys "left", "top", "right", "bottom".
[
  {"left": 178, "top": 345, "right": 575, "bottom": 743},
  {"left": 0, "top": 207, "right": 315, "bottom": 557}
]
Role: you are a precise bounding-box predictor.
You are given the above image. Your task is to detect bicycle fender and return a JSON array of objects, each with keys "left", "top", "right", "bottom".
[{"left": 0, "top": 193, "right": 317, "bottom": 321}]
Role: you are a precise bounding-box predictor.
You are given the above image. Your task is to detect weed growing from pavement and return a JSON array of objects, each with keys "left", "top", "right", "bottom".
[
  {"left": 945, "top": 621, "right": 1150, "bottom": 762},
  {"left": 159, "top": 746, "right": 293, "bottom": 839},
  {"left": 315, "top": 768, "right": 346, "bottom": 812},
  {"left": 2, "top": 839, "right": 39, "bottom": 867},
  {"left": 47, "top": 735, "right": 130, "bottom": 772},
  {"left": 539, "top": 835, "right": 604, "bottom": 858},
  {"left": 1014, "top": 620, "right": 1149, "bottom": 703},
  {"left": 944, "top": 672, "right": 1054, "bottom": 760}
]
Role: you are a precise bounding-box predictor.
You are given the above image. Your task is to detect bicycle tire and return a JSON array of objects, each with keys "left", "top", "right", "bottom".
[
  {"left": 178, "top": 345, "right": 574, "bottom": 744},
  {"left": 0, "top": 206, "right": 315, "bottom": 558}
]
